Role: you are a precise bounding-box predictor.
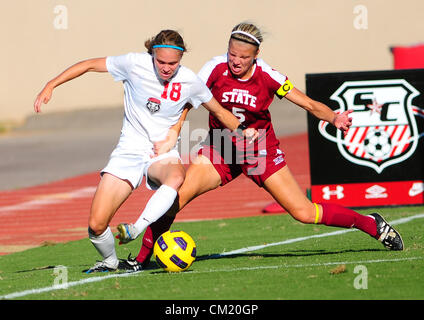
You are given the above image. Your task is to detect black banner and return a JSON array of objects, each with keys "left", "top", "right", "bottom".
[{"left": 306, "top": 69, "right": 424, "bottom": 207}]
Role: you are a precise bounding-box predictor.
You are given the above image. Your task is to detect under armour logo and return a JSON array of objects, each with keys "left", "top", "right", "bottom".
[{"left": 322, "top": 185, "right": 344, "bottom": 200}]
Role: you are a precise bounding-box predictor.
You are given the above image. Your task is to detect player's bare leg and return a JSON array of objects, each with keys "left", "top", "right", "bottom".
[
  {"left": 263, "top": 166, "right": 403, "bottom": 250},
  {"left": 117, "top": 157, "right": 185, "bottom": 244},
  {"left": 133, "top": 155, "right": 222, "bottom": 266},
  {"left": 89, "top": 173, "right": 133, "bottom": 235},
  {"left": 263, "top": 166, "right": 317, "bottom": 224},
  {"left": 177, "top": 155, "right": 222, "bottom": 210},
  {"left": 85, "top": 173, "right": 133, "bottom": 273},
  {"left": 146, "top": 157, "right": 186, "bottom": 191}
]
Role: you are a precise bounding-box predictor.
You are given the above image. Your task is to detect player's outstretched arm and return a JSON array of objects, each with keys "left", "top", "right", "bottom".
[
  {"left": 34, "top": 57, "right": 107, "bottom": 113},
  {"left": 284, "top": 87, "right": 353, "bottom": 135}
]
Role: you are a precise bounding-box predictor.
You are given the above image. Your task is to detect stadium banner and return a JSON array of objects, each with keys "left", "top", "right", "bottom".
[{"left": 306, "top": 69, "right": 424, "bottom": 207}]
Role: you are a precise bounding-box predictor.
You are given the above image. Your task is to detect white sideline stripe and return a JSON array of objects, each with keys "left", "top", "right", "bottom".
[
  {"left": 217, "top": 213, "right": 424, "bottom": 257},
  {"left": 2, "top": 256, "right": 422, "bottom": 300},
  {"left": 1, "top": 213, "right": 423, "bottom": 300},
  {"left": 0, "top": 270, "right": 143, "bottom": 300},
  {"left": 189, "top": 256, "right": 423, "bottom": 274}
]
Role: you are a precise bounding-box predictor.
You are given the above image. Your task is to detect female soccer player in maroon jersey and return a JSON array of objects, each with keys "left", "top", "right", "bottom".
[{"left": 117, "top": 22, "right": 404, "bottom": 271}]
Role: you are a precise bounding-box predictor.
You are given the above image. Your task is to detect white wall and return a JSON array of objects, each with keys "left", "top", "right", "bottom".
[{"left": 1, "top": 0, "right": 423, "bottom": 123}]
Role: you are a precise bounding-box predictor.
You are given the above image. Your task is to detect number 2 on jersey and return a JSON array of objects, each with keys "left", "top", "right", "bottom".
[{"left": 161, "top": 82, "right": 181, "bottom": 101}]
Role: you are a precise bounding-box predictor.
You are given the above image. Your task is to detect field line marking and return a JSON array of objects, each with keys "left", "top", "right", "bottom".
[
  {"left": 216, "top": 213, "right": 424, "bottom": 257},
  {"left": 0, "top": 270, "right": 143, "bottom": 300},
  {"left": 2, "top": 256, "right": 421, "bottom": 300},
  {"left": 2, "top": 256, "right": 421, "bottom": 299},
  {"left": 188, "top": 256, "right": 424, "bottom": 274},
  {"left": 1, "top": 212, "right": 423, "bottom": 300}
]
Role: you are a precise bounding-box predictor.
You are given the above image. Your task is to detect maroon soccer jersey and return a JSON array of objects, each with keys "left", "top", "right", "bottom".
[
  {"left": 197, "top": 54, "right": 293, "bottom": 186},
  {"left": 198, "top": 54, "right": 292, "bottom": 150}
]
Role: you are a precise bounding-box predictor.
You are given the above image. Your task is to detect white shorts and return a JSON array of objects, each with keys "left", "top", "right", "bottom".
[{"left": 101, "top": 146, "right": 181, "bottom": 190}]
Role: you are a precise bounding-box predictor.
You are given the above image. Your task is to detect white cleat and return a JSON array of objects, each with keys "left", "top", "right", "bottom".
[{"left": 116, "top": 223, "right": 139, "bottom": 244}]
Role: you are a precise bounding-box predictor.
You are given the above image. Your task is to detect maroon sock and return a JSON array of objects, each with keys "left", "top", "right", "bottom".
[
  {"left": 135, "top": 226, "right": 154, "bottom": 265},
  {"left": 135, "top": 215, "right": 175, "bottom": 265},
  {"left": 320, "top": 203, "right": 377, "bottom": 237}
]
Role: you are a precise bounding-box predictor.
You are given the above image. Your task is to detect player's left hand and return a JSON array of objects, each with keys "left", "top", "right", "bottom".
[{"left": 333, "top": 109, "right": 353, "bottom": 136}]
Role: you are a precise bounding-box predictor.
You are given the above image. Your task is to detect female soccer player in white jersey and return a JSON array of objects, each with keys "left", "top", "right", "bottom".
[
  {"left": 34, "top": 29, "right": 257, "bottom": 273},
  {"left": 117, "top": 23, "right": 404, "bottom": 271}
]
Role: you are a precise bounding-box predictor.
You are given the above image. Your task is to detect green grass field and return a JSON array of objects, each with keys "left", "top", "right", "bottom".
[{"left": 1, "top": 206, "right": 423, "bottom": 301}]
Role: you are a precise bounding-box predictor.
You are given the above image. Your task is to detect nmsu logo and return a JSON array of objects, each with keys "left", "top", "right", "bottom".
[
  {"left": 319, "top": 79, "right": 423, "bottom": 173},
  {"left": 146, "top": 97, "right": 161, "bottom": 114}
]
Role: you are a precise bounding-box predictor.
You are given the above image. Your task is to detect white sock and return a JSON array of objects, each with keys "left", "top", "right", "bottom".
[
  {"left": 134, "top": 184, "right": 177, "bottom": 236},
  {"left": 88, "top": 227, "right": 118, "bottom": 268}
]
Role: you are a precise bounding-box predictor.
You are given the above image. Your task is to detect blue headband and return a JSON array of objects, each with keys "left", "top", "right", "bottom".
[{"left": 152, "top": 44, "right": 184, "bottom": 51}]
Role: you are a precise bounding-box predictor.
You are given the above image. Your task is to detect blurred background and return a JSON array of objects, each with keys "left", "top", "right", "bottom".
[
  {"left": 1, "top": 0, "right": 423, "bottom": 124},
  {"left": 0, "top": 0, "right": 423, "bottom": 190}
]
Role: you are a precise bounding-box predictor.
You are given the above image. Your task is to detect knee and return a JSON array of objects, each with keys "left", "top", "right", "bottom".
[
  {"left": 174, "top": 171, "right": 185, "bottom": 189},
  {"left": 288, "top": 205, "right": 316, "bottom": 224},
  {"left": 165, "top": 170, "right": 186, "bottom": 190},
  {"left": 88, "top": 215, "right": 108, "bottom": 236}
]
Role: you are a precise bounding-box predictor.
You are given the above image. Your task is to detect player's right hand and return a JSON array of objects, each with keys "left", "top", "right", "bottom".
[
  {"left": 333, "top": 109, "right": 353, "bottom": 136},
  {"left": 151, "top": 139, "right": 173, "bottom": 158},
  {"left": 34, "top": 85, "right": 53, "bottom": 113},
  {"left": 243, "top": 127, "right": 259, "bottom": 144}
]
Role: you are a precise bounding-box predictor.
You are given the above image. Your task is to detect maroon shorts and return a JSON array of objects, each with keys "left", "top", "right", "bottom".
[{"left": 198, "top": 142, "right": 286, "bottom": 187}]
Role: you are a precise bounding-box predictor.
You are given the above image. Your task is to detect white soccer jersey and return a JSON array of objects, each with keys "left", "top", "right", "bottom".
[{"left": 106, "top": 52, "right": 212, "bottom": 151}]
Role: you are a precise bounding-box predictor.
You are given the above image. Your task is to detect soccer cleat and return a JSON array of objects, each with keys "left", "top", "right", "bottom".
[
  {"left": 370, "top": 213, "right": 404, "bottom": 251},
  {"left": 116, "top": 223, "right": 139, "bottom": 244},
  {"left": 118, "top": 254, "right": 144, "bottom": 272},
  {"left": 83, "top": 261, "right": 118, "bottom": 274}
]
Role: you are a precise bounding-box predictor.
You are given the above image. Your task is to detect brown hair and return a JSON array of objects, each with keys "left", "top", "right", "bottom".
[
  {"left": 145, "top": 29, "right": 187, "bottom": 55},
  {"left": 230, "top": 22, "right": 263, "bottom": 48}
]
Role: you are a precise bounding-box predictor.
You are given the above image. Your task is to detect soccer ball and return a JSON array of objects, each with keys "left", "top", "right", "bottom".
[
  {"left": 153, "top": 230, "right": 196, "bottom": 272},
  {"left": 363, "top": 128, "right": 392, "bottom": 159}
]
